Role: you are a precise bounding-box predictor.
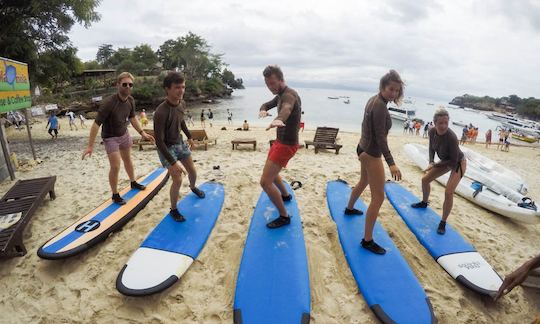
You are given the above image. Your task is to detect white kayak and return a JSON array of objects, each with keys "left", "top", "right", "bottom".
[
  {"left": 404, "top": 144, "right": 540, "bottom": 224},
  {"left": 460, "top": 146, "right": 528, "bottom": 195}
]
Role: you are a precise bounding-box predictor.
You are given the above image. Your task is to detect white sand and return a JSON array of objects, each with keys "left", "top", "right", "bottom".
[{"left": 0, "top": 117, "right": 538, "bottom": 323}]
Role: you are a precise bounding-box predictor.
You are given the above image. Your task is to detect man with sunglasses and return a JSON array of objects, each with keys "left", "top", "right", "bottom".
[{"left": 82, "top": 72, "right": 154, "bottom": 205}]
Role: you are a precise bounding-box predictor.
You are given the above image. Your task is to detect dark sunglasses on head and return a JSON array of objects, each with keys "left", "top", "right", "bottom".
[{"left": 121, "top": 82, "right": 134, "bottom": 88}]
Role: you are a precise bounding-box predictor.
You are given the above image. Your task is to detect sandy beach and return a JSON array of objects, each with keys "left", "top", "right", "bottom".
[{"left": 0, "top": 116, "right": 538, "bottom": 323}]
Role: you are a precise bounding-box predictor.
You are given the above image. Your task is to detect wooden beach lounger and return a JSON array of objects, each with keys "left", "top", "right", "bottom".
[
  {"left": 0, "top": 176, "right": 56, "bottom": 257},
  {"left": 191, "top": 129, "right": 217, "bottom": 151},
  {"left": 305, "top": 127, "right": 343, "bottom": 154},
  {"left": 134, "top": 128, "right": 155, "bottom": 151}
]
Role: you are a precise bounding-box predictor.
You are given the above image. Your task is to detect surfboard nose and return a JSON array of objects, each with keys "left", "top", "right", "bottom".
[{"left": 117, "top": 247, "right": 194, "bottom": 296}]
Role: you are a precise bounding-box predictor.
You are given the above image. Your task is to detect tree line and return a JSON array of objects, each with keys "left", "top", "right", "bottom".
[
  {"left": 451, "top": 94, "right": 540, "bottom": 120},
  {"left": 0, "top": 1, "right": 243, "bottom": 102}
]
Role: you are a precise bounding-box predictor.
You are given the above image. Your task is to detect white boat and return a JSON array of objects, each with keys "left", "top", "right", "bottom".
[
  {"left": 387, "top": 102, "right": 416, "bottom": 121},
  {"left": 404, "top": 144, "right": 539, "bottom": 224},
  {"left": 460, "top": 146, "right": 528, "bottom": 195},
  {"left": 501, "top": 122, "right": 540, "bottom": 138}
]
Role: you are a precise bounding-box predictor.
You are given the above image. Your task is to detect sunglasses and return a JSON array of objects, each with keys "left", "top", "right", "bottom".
[{"left": 121, "top": 83, "right": 134, "bottom": 88}]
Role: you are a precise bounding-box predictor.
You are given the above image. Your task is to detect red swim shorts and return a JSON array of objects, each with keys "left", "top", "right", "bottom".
[{"left": 268, "top": 140, "right": 298, "bottom": 168}]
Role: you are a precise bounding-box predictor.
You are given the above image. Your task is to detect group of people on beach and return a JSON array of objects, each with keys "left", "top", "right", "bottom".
[{"left": 78, "top": 67, "right": 535, "bottom": 300}]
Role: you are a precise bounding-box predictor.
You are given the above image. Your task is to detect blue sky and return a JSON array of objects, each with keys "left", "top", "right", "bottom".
[{"left": 69, "top": 0, "right": 540, "bottom": 100}]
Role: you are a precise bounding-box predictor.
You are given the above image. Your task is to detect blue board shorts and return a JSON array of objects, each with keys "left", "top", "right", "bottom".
[{"left": 158, "top": 142, "right": 191, "bottom": 168}]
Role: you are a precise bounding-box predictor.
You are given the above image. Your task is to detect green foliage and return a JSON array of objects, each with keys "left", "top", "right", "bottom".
[
  {"left": 203, "top": 78, "right": 224, "bottom": 94},
  {"left": 35, "top": 47, "right": 85, "bottom": 91},
  {"left": 0, "top": 0, "right": 100, "bottom": 85},
  {"left": 131, "top": 78, "right": 163, "bottom": 102},
  {"left": 96, "top": 44, "right": 114, "bottom": 66},
  {"left": 132, "top": 44, "right": 158, "bottom": 69},
  {"left": 455, "top": 94, "right": 540, "bottom": 120},
  {"left": 222, "top": 68, "right": 244, "bottom": 89},
  {"left": 84, "top": 60, "right": 102, "bottom": 70}
]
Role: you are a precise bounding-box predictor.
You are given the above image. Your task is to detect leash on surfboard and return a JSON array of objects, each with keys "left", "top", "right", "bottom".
[{"left": 291, "top": 180, "right": 303, "bottom": 190}]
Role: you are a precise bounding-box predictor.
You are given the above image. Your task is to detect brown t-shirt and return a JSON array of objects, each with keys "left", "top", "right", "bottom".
[
  {"left": 95, "top": 94, "right": 136, "bottom": 138},
  {"left": 359, "top": 94, "right": 395, "bottom": 166},
  {"left": 260, "top": 86, "right": 301, "bottom": 145},
  {"left": 428, "top": 127, "right": 464, "bottom": 169},
  {"left": 153, "top": 100, "right": 192, "bottom": 165}
]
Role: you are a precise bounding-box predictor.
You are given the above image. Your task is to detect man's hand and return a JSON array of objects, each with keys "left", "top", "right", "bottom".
[
  {"left": 141, "top": 131, "right": 155, "bottom": 143},
  {"left": 494, "top": 262, "right": 533, "bottom": 300},
  {"left": 187, "top": 138, "right": 195, "bottom": 149},
  {"left": 389, "top": 164, "right": 402, "bottom": 181},
  {"left": 266, "top": 119, "right": 285, "bottom": 130},
  {"left": 259, "top": 110, "right": 269, "bottom": 118},
  {"left": 82, "top": 146, "right": 93, "bottom": 160},
  {"left": 169, "top": 161, "right": 187, "bottom": 177}
]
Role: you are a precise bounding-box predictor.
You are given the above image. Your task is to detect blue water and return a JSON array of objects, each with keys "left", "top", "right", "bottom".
[{"left": 192, "top": 86, "right": 503, "bottom": 136}]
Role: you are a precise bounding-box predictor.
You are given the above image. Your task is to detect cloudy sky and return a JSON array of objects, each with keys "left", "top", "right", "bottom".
[{"left": 69, "top": 0, "right": 540, "bottom": 100}]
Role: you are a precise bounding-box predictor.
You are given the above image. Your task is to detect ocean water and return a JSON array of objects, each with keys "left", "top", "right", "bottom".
[{"left": 190, "top": 86, "right": 504, "bottom": 137}]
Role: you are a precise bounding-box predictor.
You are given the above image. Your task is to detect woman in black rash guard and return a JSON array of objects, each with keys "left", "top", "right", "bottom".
[
  {"left": 411, "top": 108, "right": 466, "bottom": 235},
  {"left": 345, "top": 70, "right": 403, "bottom": 255}
]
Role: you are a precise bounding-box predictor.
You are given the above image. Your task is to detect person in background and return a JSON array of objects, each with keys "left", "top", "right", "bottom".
[
  {"left": 207, "top": 108, "right": 214, "bottom": 127},
  {"left": 227, "top": 109, "right": 233, "bottom": 125},
  {"left": 186, "top": 110, "right": 195, "bottom": 127},
  {"left": 79, "top": 113, "right": 87, "bottom": 129},
  {"left": 460, "top": 125, "right": 468, "bottom": 145},
  {"left": 403, "top": 119, "right": 409, "bottom": 134},
  {"left": 139, "top": 109, "right": 148, "bottom": 127},
  {"left": 409, "top": 119, "right": 415, "bottom": 135},
  {"left": 243, "top": 120, "right": 249, "bottom": 131},
  {"left": 66, "top": 110, "right": 78, "bottom": 131},
  {"left": 485, "top": 129, "right": 492, "bottom": 148},
  {"left": 200, "top": 109, "right": 206, "bottom": 128},
  {"left": 300, "top": 110, "right": 305, "bottom": 132},
  {"left": 423, "top": 122, "right": 429, "bottom": 138},
  {"left": 46, "top": 112, "right": 59, "bottom": 139},
  {"left": 496, "top": 128, "right": 504, "bottom": 150}
]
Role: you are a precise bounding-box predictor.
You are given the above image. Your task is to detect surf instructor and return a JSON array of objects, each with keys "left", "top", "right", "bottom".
[
  {"left": 82, "top": 72, "right": 154, "bottom": 205},
  {"left": 410, "top": 108, "right": 466, "bottom": 235},
  {"left": 259, "top": 65, "right": 301, "bottom": 229},
  {"left": 345, "top": 69, "right": 403, "bottom": 255},
  {"left": 153, "top": 72, "right": 205, "bottom": 222}
]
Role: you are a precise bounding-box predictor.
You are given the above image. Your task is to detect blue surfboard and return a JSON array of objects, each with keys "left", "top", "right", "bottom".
[
  {"left": 234, "top": 182, "right": 310, "bottom": 324},
  {"left": 116, "top": 181, "right": 225, "bottom": 296},
  {"left": 326, "top": 180, "right": 436, "bottom": 324},
  {"left": 384, "top": 181, "right": 502, "bottom": 296},
  {"left": 38, "top": 168, "right": 169, "bottom": 259}
]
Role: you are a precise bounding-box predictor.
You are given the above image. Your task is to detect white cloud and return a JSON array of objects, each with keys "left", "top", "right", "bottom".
[{"left": 69, "top": 0, "right": 540, "bottom": 100}]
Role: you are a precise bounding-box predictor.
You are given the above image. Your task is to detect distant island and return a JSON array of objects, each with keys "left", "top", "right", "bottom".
[{"left": 449, "top": 94, "right": 540, "bottom": 120}]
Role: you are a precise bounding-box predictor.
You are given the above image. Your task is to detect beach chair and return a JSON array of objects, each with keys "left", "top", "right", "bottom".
[
  {"left": 0, "top": 176, "right": 56, "bottom": 257},
  {"left": 134, "top": 128, "right": 155, "bottom": 151},
  {"left": 190, "top": 129, "right": 217, "bottom": 151},
  {"left": 305, "top": 127, "right": 343, "bottom": 154}
]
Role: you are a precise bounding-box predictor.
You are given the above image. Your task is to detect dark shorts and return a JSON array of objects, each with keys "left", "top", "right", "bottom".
[
  {"left": 268, "top": 140, "right": 298, "bottom": 168},
  {"left": 103, "top": 132, "right": 133, "bottom": 154},
  {"left": 157, "top": 142, "right": 191, "bottom": 168}
]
